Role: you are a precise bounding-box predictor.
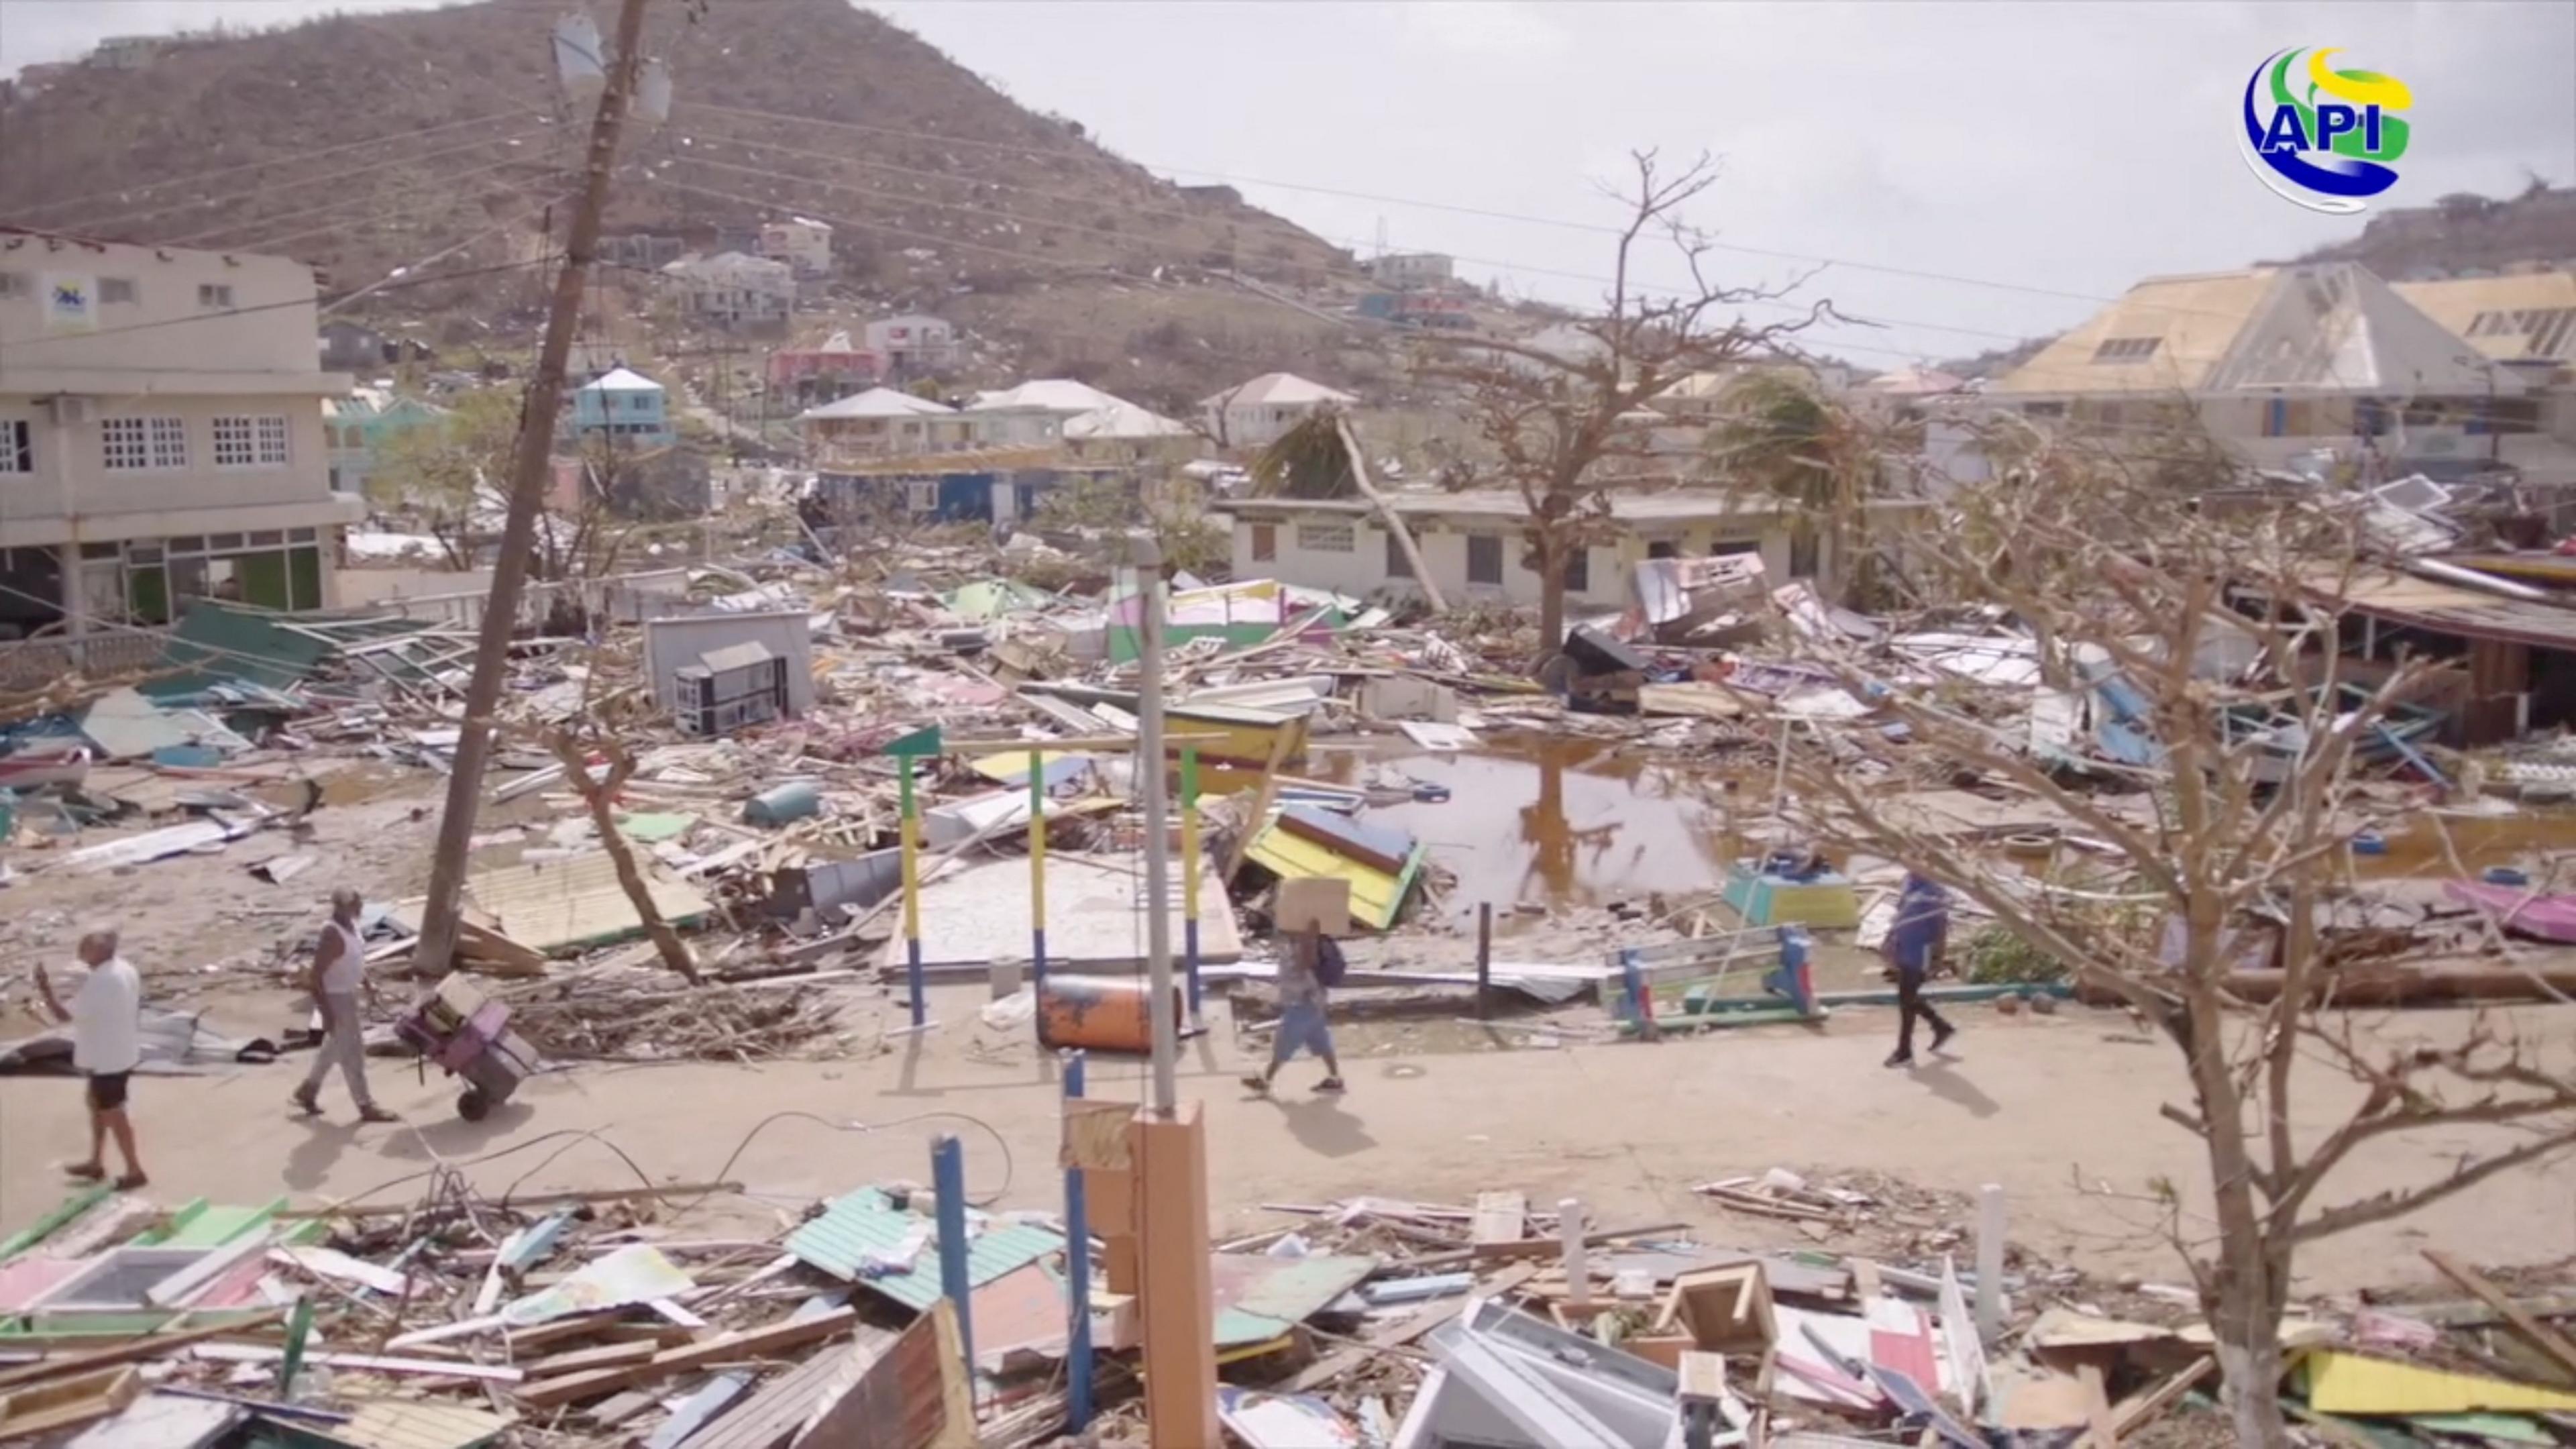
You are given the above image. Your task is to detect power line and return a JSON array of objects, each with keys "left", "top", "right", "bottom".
[
  {"left": 64, "top": 127, "right": 557, "bottom": 239},
  {"left": 171, "top": 155, "right": 568, "bottom": 250},
  {"left": 9, "top": 109, "right": 542, "bottom": 225},
  {"left": 674, "top": 99, "right": 2148, "bottom": 313},
  {"left": 661, "top": 123, "right": 2033, "bottom": 348}
]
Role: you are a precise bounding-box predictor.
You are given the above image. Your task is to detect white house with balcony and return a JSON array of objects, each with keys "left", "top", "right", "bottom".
[
  {"left": 758, "top": 217, "right": 833, "bottom": 279},
  {"left": 1990, "top": 262, "right": 2533, "bottom": 480},
  {"left": 0, "top": 227, "right": 360, "bottom": 650},
  {"left": 1198, "top": 372, "right": 1356, "bottom": 449},
  {"left": 661, "top": 251, "right": 795, "bottom": 329}
]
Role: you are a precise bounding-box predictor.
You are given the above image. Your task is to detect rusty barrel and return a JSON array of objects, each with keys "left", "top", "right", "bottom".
[{"left": 1036, "top": 975, "right": 1186, "bottom": 1053}]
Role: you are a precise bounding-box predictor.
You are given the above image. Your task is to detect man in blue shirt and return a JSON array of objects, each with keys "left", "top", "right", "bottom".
[{"left": 1884, "top": 872, "right": 1958, "bottom": 1068}]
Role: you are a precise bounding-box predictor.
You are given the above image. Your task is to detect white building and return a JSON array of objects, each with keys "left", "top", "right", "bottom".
[
  {"left": 0, "top": 227, "right": 360, "bottom": 655},
  {"left": 660, "top": 251, "right": 795, "bottom": 328},
  {"left": 758, "top": 217, "right": 833, "bottom": 279},
  {"left": 1198, "top": 372, "right": 1357, "bottom": 449},
  {"left": 864, "top": 315, "right": 961, "bottom": 376},
  {"left": 965, "top": 378, "right": 1130, "bottom": 448},
  {"left": 1367, "top": 252, "right": 1454, "bottom": 288},
  {"left": 1211, "top": 490, "right": 1855, "bottom": 610},
  {"left": 796, "top": 386, "right": 975, "bottom": 460}
]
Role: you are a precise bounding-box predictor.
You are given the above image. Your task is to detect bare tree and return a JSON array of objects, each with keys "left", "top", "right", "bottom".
[
  {"left": 1780, "top": 429, "right": 2576, "bottom": 1446},
  {"left": 1419, "top": 150, "right": 1829, "bottom": 653}
]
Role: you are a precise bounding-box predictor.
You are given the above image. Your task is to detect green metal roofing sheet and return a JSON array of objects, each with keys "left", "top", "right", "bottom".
[{"left": 785, "top": 1188, "right": 1061, "bottom": 1311}]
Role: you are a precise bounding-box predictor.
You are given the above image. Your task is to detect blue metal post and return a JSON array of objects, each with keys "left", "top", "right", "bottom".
[
  {"left": 932, "top": 1134, "right": 975, "bottom": 1389},
  {"left": 1061, "top": 1051, "right": 1095, "bottom": 1432}
]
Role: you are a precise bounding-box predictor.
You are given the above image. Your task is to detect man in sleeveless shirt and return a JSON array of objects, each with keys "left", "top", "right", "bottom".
[{"left": 293, "top": 888, "right": 397, "bottom": 1122}]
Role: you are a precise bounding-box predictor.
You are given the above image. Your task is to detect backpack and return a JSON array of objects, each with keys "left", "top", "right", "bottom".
[{"left": 1311, "top": 936, "right": 1349, "bottom": 989}]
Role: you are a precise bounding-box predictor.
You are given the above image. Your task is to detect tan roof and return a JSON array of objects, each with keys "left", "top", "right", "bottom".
[
  {"left": 1990, "top": 270, "right": 2275, "bottom": 395},
  {"left": 1995, "top": 263, "right": 2520, "bottom": 398},
  {"left": 2394, "top": 273, "right": 2576, "bottom": 362}
]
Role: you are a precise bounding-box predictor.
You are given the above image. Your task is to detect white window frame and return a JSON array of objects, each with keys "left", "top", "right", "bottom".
[
  {"left": 0, "top": 419, "right": 30, "bottom": 474},
  {"left": 198, "top": 282, "right": 235, "bottom": 310},
  {"left": 103, "top": 415, "right": 187, "bottom": 471},
  {"left": 1294, "top": 520, "right": 1355, "bottom": 553},
  {"left": 213, "top": 415, "right": 292, "bottom": 468},
  {"left": 255, "top": 415, "right": 290, "bottom": 466}
]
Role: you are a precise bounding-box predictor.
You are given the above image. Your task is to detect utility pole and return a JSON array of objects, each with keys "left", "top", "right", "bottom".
[{"left": 412, "top": 0, "right": 653, "bottom": 979}]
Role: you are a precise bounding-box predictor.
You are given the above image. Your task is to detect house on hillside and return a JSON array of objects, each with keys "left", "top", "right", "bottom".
[
  {"left": 1199, "top": 372, "right": 1357, "bottom": 449},
  {"left": 324, "top": 388, "right": 449, "bottom": 495},
  {"left": 1063, "top": 397, "right": 1204, "bottom": 464},
  {"left": 967, "top": 378, "right": 1132, "bottom": 449},
  {"left": 566, "top": 367, "right": 674, "bottom": 448},
  {"left": 0, "top": 227, "right": 362, "bottom": 647},
  {"left": 661, "top": 252, "right": 794, "bottom": 329},
  {"left": 758, "top": 217, "right": 834, "bottom": 279},
  {"left": 604, "top": 233, "right": 689, "bottom": 270},
  {"left": 865, "top": 315, "right": 961, "bottom": 376},
  {"left": 767, "top": 330, "right": 879, "bottom": 410},
  {"left": 318, "top": 319, "right": 431, "bottom": 373},
  {"left": 1211, "top": 490, "right": 1868, "bottom": 610},
  {"left": 1990, "top": 262, "right": 2544, "bottom": 480},
  {"left": 796, "top": 386, "right": 975, "bottom": 460},
  {"left": 1366, "top": 252, "right": 1454, "bottom": 288}
]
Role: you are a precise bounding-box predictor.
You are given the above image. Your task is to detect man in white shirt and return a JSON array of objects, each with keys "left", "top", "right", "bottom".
[
  {"left": 292, "top": 888, "right": 396, "bottom": 1122},
  {"left": 35, "top": 927, "right": 147, "bottom": 1190}
]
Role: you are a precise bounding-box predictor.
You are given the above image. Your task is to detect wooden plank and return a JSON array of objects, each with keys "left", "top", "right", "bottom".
[
  {"left": 2078, "top": 1362, "right": 2116, "bottom": 1447},
  {"left": 1440, "top": 1221, "right": 1690, "bottom": 1265},
  {"left": 520, "top": 1340, "right": 658, "bottom": 1379},
  {"left": 2112, "top": 1357, "right": 2216, "bottom": 1438},
  {"left": 2424, "top": 1251, "right": 2576, "bottom": 1385},
  {"left": 0, "top": 1310, "right": 286, "bottom": 1390},
  {"left": 676, "top": 1336, "right": 879, "bottom": 1449},
  {"left": 514, "top": 1309, "right": 859, "bottom": 1409},
  {"left": 0, "top": 1364, "right": 141, "bottom": 1439},
  {"left": 1284, "top": 1263, "right": 1541, "bottom": 1394},
  {"left": 1470, "top": 1192, "right": 1528, "bottom": 1246}
]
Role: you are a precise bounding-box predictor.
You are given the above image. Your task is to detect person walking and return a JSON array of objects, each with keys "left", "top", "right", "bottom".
[
  {"left": 1241, "top": 924, "right": 1346, "bottom": 1096},
  {"left": 292, "top": 888, "right": 396, "bottom": 1122},
  {"left": 36, "top": 927, "right": 147, "bottom": 1189},
  {"left": 1884, "top": 871, "right": 1958, "bottom": 1069}
]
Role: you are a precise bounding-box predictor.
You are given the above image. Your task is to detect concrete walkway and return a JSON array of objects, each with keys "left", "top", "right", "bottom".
[{"left": 3, "top": 992, "right": 2567, "bottom": 1295}]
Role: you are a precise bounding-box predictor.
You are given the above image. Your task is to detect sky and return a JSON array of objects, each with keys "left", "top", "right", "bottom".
[{"left": 3, "top": 0, "right": 2570, "bottom": 368}]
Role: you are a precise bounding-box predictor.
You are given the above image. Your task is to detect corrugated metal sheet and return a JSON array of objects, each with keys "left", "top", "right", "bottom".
[
  {"left": 785, "top": 1189, "right": 1061, "bottom": 1311},
  {"left": 463, "top": 853, "right": 710, "bottom": 955},
  {"left": 1244, "top": 822, "right": 1426, "bottom": 932},
  {"left": 2304, "top": 1351, "right": 2576, "bottom": 1415},
  {"left": 1210, "top": 1253, "right": 1378, "bottom": 1348}
]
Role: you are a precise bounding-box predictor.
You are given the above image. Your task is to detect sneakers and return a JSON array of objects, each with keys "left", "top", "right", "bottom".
[
  {"left": 1930, "top": 1024, "right": 1960, "bottom": 1056},
  {"left": 289, "top": 1087, "right": 321, "bottom": 1117},
  {"left": 1240, "top": 1074, "right": 1272, "bottom": 1095},
  {"left": 1884, "top": 1051, "right": 1915, "bottom": 1069},
  {"left": 357, "top": 1105, "right": 400, "bottom": 1124},
  {"left": 1314, "top": 1077, "right": 1347, "bottom": 1094}
]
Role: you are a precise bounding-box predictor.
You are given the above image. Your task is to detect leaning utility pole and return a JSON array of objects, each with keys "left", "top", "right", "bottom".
[{"left": 411, "top": 0, "right": 653, "bottom": 979}]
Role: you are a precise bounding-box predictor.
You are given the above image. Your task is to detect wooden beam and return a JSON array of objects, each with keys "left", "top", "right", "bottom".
[
  {"left": 0, "top": 1310, "right": 285, "bottom": 1391},
  {"left": 2110, "top": 1356, "right": 2215, "bottom": 1439},
  {"left": 2423, "top": 1251, "right": 2576, "bottom": 1385},
  {"left": 514, "top": 1308, "right": 858, "bottom": 1409}
]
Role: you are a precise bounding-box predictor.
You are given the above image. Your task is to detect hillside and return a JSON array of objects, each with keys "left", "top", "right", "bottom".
[
  {"left": 0, "top": 0, "right": 1373, "bottom": 407},
  {"left": 2282, "top": 184, "right": 2576, "bottom": 278}
]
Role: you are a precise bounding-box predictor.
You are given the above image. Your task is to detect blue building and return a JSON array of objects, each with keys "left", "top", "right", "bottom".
[{"left": 568, "top": 367, "right": 674, "bottom": 447}]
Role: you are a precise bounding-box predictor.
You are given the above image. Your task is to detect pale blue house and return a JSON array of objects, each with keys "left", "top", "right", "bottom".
[{"left": 568, "top": 366, "right": 674, "bottom": 447}]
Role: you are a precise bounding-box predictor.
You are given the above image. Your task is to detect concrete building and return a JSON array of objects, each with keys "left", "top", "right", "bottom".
[
  {"left": 796, "top": 386, "right": 975, "bottom": 460},
  {"left": 1210, "top": 490, "right": 1849, "bottom": 611},
  {"left": 757, "top": 217, "right": 834, "bottom": 279},
  {"left": 1991, "top": 262, "right": 2548, "bottom": 479},
  {"left": 661, "top": 251, "right": 795, "bottom": 329},
  {"left": 1199, "top": 372, "right": 1358, "bottom": 449},
  {"left": 767, "top": 329, "right": 880, "bottom": 410},
  {"left": 0, "top": 227, "right": 360, "bottom": 647},
  {"left": 1366, "top": 252, "right": 1454, "bottom": 288},
  {"left": 323, "top": 387, "right": 449, "bottom": 495},
  {"left": 863, "top": 315, "right": 961, "bottom": 376},
  {"left": 566, "top": 367, "right": 674, "bottom": 447}
]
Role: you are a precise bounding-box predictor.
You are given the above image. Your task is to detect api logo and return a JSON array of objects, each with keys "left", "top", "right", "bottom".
[{"left": 2240, "top": 46, "right": 2412, "bottom": 215}]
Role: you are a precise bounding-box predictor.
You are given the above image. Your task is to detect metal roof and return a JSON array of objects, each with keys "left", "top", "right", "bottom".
[
  {"left": 784, "top": 1188, "right": 1061, "bottom": 1311},
  {"left": 2315, "top": 567, "right": 2576, "bottom": 651}
]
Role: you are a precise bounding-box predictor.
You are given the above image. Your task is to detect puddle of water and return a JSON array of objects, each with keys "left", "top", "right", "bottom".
[
  {"left": 1307, "top": 735, "right": 1743, "bottom": 922},
  {"left": 2353, "top": 810, "right": 2576, "bottom": 882}
]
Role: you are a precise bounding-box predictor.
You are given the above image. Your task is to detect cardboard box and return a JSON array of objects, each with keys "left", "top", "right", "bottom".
[
  {"left": 1275, "top": 877, "right": 1352, "bottom": 937},
  {"left": 1658, "top": 1263, "right": 1776, "bottom": 1395}
]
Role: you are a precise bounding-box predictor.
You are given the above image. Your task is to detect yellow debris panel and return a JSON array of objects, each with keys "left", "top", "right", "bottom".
[
  {"left": 2304, "top": 1352, "right": 2576, "bottom": 1416},
  {"left": 464, "top": 853, "right": 710, "bottom": 956},
  {"left": 335, "top": 1399, "right": 515, "bottom": 1449},
  {"left": 1243, "top": 822, "right": 1413, "bottom": 932}
]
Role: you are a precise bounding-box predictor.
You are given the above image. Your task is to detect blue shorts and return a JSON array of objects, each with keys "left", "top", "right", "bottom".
[{"left": 1272, "top": 1001, "right": 1335, "bottom": 1063}]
